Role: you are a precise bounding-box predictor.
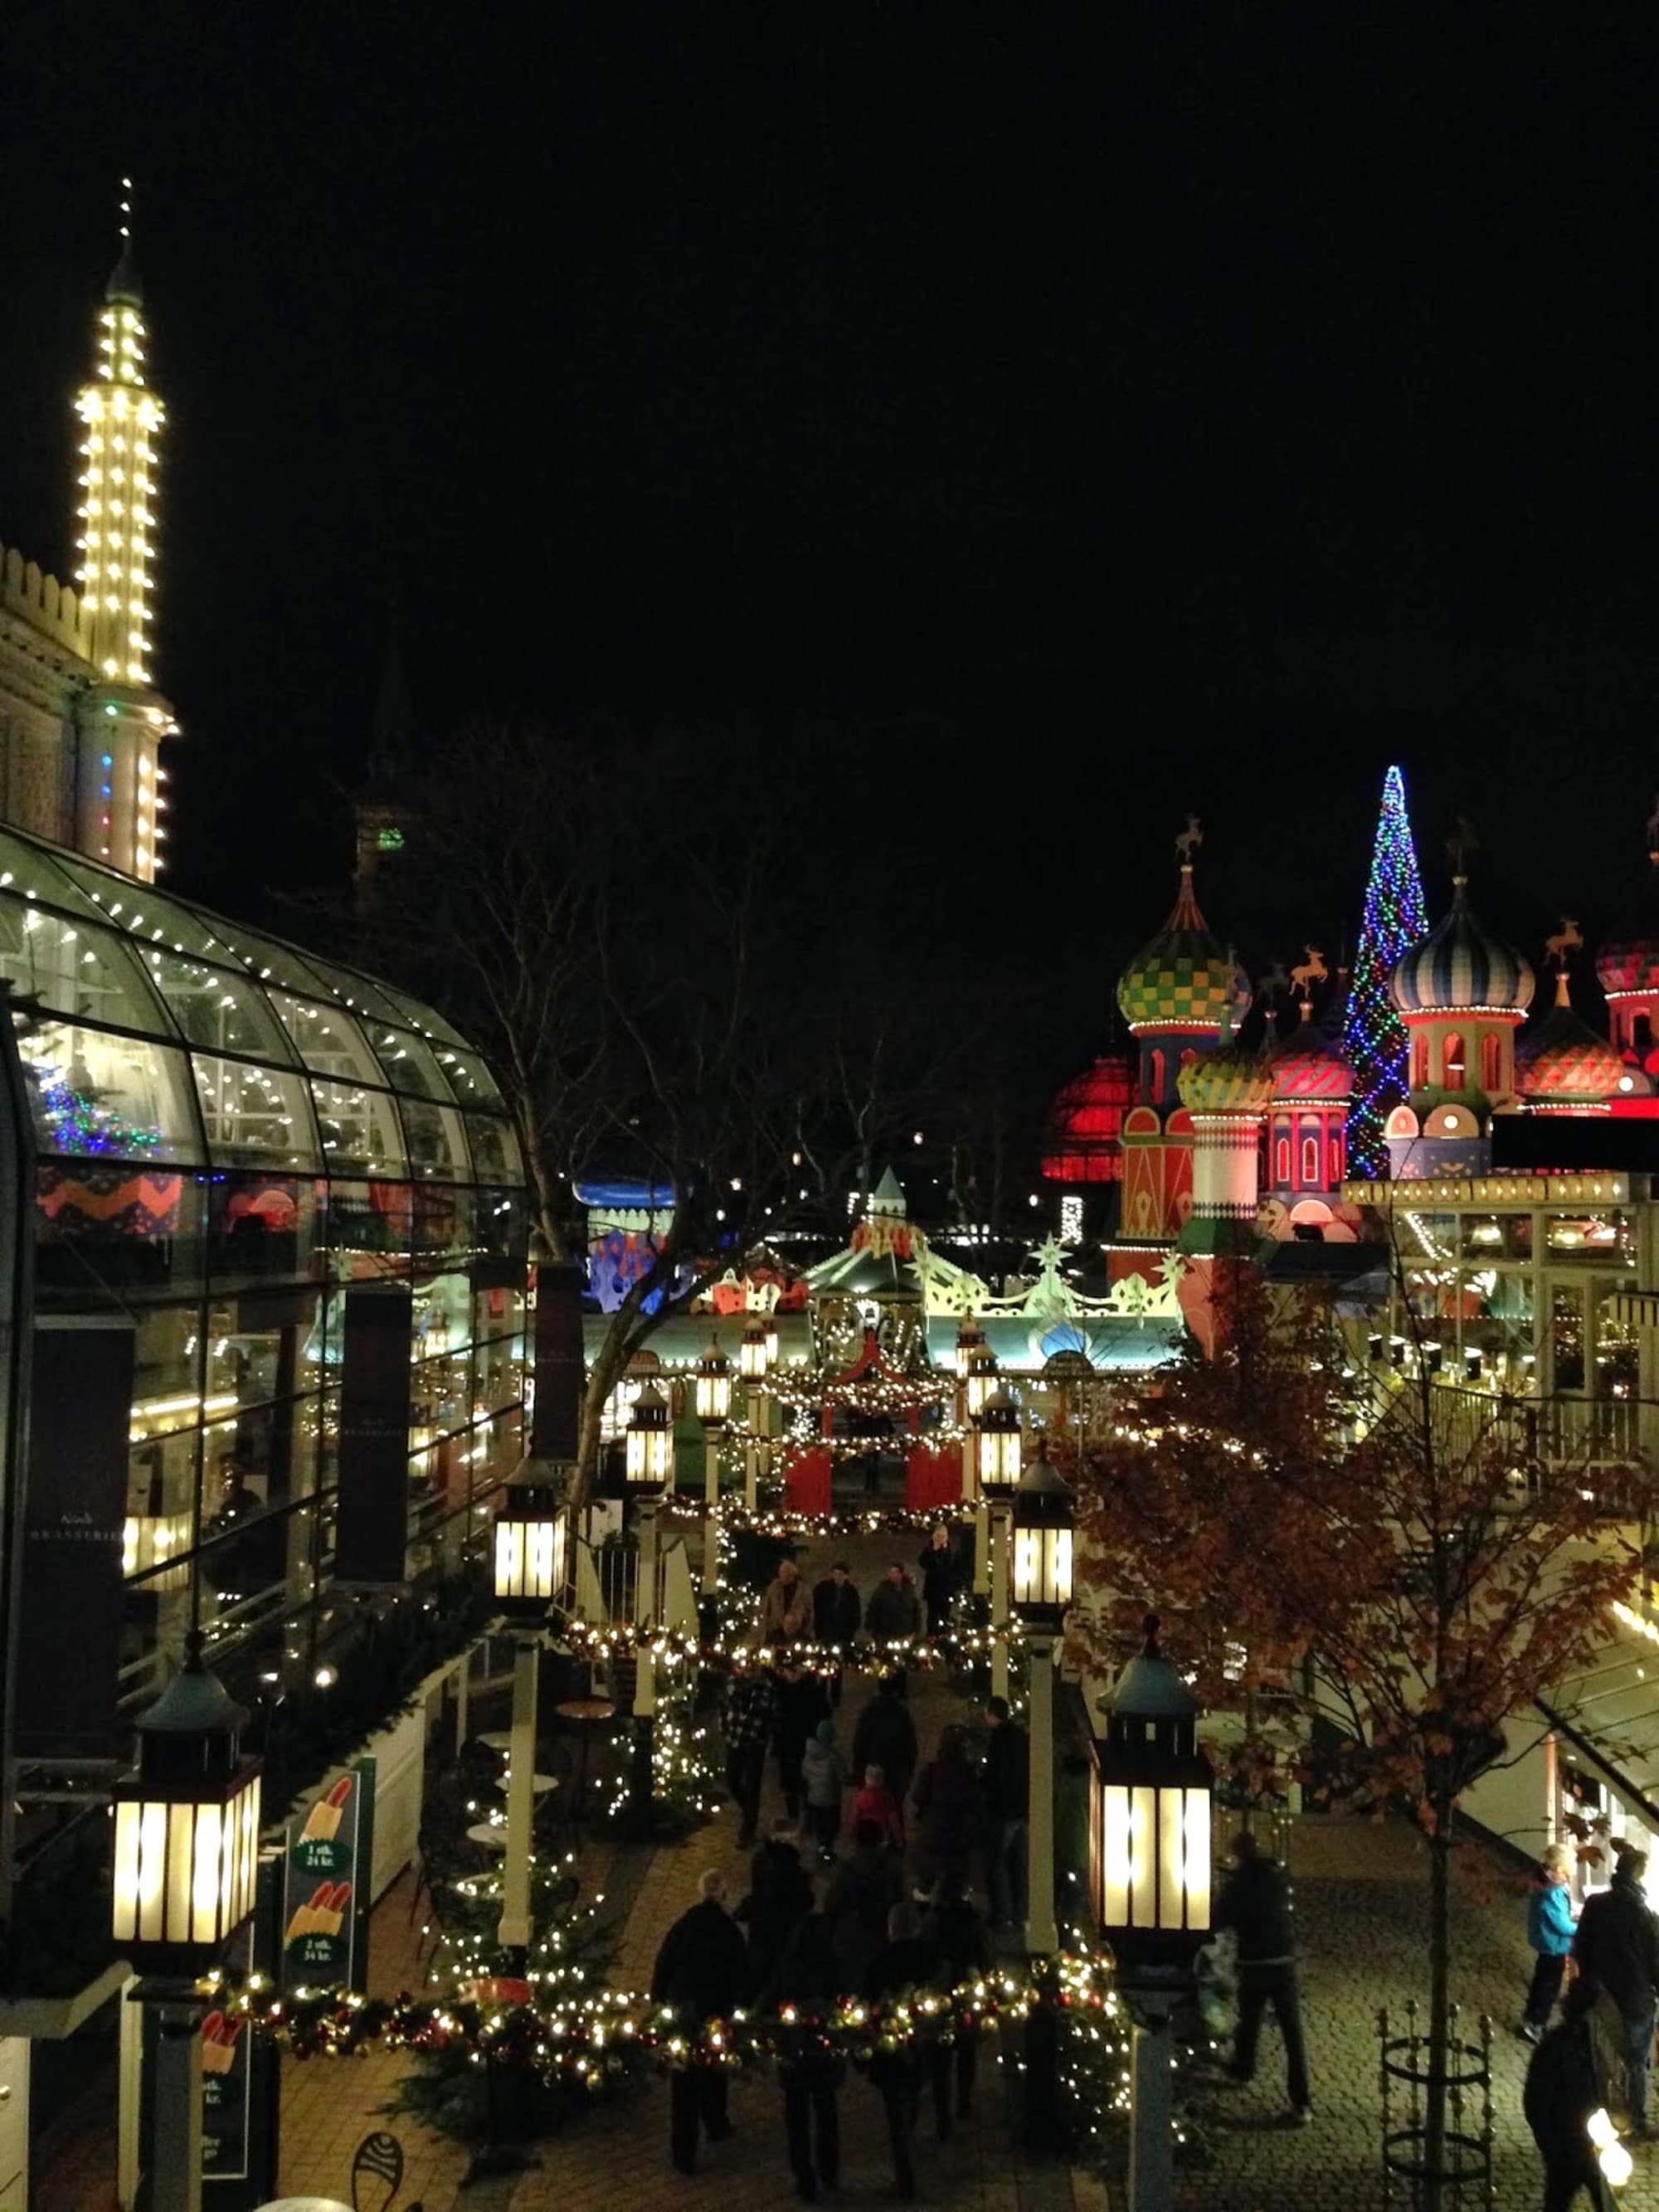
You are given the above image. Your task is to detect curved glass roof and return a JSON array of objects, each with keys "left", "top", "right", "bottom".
[{"left": 0, "top": 824, "right": 522, "bottom": 1184}]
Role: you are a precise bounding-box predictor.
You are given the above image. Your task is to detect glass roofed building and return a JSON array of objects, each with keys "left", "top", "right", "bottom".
[{"left": 0, "top": 819, "right": 529, "bottom": 1721}]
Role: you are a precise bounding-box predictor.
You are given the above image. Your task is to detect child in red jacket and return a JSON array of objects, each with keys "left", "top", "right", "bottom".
[{"left": 853, "top": 1762, "right": 905, "bottom": 1847}]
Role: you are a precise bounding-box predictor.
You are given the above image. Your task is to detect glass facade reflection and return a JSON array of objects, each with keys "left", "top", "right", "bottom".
[{"left": 0, "top": 825, "right": 528, "bottom": 1709}]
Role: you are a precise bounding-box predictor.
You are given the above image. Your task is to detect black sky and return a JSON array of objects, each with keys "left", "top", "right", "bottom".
[{"left": 4, "top": 2, "right": 1659, "bottom": 1068}]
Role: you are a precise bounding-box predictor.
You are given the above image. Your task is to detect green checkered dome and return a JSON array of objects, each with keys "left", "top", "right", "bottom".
[{"left": 1117, "top": 864, "right": 1252, "bottom": 1034}]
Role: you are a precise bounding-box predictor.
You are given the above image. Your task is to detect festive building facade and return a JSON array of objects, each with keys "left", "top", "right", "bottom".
[{"left": 1, "top": 209, "right": 178, "bottom": 881}]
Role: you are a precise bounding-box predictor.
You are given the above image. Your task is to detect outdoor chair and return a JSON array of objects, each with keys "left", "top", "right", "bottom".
[{"left": 350, "top": 2127, "right": 405, "bottom": 2210}]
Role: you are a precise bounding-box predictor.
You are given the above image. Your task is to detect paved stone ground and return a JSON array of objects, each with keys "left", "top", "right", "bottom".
[{"left": 272, "top": 1525, "right": 1659, "bottom": 2212}]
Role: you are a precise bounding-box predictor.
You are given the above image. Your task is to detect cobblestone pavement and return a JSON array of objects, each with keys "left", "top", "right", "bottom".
[{"left": 275, "top": 1524, "right": 1659, "bottom": 2212}]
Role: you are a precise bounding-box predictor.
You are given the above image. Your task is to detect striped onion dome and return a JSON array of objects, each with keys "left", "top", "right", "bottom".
[
  {"left": 1270, "top": 1002, "right": 1354, "bottom": 1101},
  {"left": 1596, "top": 852, "right": 1659, "bottom": 995},
  {"left": 1117, "top": 864, "right": 1252, "bottom": 1033},
  {"left": 1390, "top": 878, "right": 1534, "bottom": 1016},
  {"left": 1178, "top": 1009, "right": 1275, "bottom": 1114},
  {"left": 1516, "top": 971, "right": 1623, "bottom": 1103}
]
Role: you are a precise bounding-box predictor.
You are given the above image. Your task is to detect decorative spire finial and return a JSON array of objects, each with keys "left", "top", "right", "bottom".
[
  {"left": 1446, "top": 818, "right": 1477, "bottom": 885},
  {"left": 1141, "top": 1611, "right": 1161, "bottom": 1658},
  {"left": 1174, "top": 813, "right": 1203, "bottom": 868},
  {"left": 105, "top": 174, "right": 142, "bottom": 304},
  {"left": 1544, "top": 917, "right": 1582, "bottom": 973},
  {"left": 1646, "top": 793, "right": 1659, "bottom": 859}
]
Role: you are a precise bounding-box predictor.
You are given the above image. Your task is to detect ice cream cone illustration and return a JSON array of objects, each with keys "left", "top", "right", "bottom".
[{"left": 299, "top": 1775, "right": 353, "bottom": 1845}]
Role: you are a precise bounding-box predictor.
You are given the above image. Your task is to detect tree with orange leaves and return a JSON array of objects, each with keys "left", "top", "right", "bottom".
[{"left": 1069, "top": 1266, "right": 1656, "bottom": 2210}]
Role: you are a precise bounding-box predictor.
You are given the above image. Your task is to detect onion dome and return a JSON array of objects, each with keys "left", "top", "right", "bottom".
[
  {"left": 1390, "top": 878, "right": 1534, "bottom": 1016},
  {"left": 1117, "top": 864, "right": 1252, "bottom": 1033},
  {"left": 1270, "top": 1001, "right": 1354, "bottom": 1101},
  {"left": 1177, "top": 1009, "right": 1275, "bottom": 1114},
  {"left": 1041, "top": 1053, "right": 1133, "bottom": 1183},
  {"left": 1597, "top": 851, "right": 1659, "bottom": 996},
  {"left": 1516, "top": 970, "right": 1623, "bottom": 1106}
]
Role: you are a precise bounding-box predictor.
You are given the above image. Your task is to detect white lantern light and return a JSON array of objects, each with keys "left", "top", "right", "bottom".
[
  {"left": 738, "top": 1314, "right": 776, "bottom": 1383},
  {"left": 494, "top": 1469, "right": 567, "bottom": 1616},
  {"left": 1009, "top": 1438, "right": 1073, "bottom": 1621},
  {"left": 954, "top": 1314, "right": 986, "bottom": 1382},
  {"left": 695, "top": 1339, "right": 732, "bottom": 1428},
  {"left": 625, "top": 1380, "right": 675, "bottom": 1493},
  {"left": 111, "top": 1638, "right": 263, "bottom": 1972},
  {"left": 974, "top": 1381, "right": 1023, "bottom": 1492},
  {"left": 964, "top": 1342, "right": 999, "bottom": 1418},
  {"left": 1090, "top": 1613, "right": 1214, "bottom": 1976}
]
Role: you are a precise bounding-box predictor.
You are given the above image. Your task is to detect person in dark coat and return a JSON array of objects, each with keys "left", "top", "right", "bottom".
[
  {"left": 813, "top": 1563, "right": 862, "bottom": 1708},
  {"left": 1524, "top": 2010, "right": 1604, "bottom": 2210},
  {"left": 853, "top": 1671, "right": 919, "bottom": 1808},
  {"left": 740, "top": 1819, "right": 815, "bottom": 1997},
  {"left": 759, "top": 1887, "right": 845, "bottom": 2205},
  {"left": 723, "top": 1665, "right": 777, "bottom": 1849},
  {"left": 910, "top": 1725, "right": 981, "bottom": 1889},
  {"left": 864, "top": 1563, "right": 922, "bottom": 1647},
  {"left": 917, "top": 1525, "right": 961, "bottom": 1639},
  {"left": 650, "top": 1869, "right": 748, "bottom": 2174},
  {"left": 982, "top": 1695, "right": 1030, "bottom": 1929},
  {"left": 921, "top": 1870, "right": 991, "bottom": 2137},
  {"left": 1215, "top": 1830, "right": 1311, "bottom": 2121},
  {"left": 862, "top": 1902, "right": 939, "bottom": 2200},
  {"left": 1572, "top": 1842, "right": 1659, "bottom": 2131},
  {"left": 827, "top": 1818, "right": 907, "bottom": 1987},
  {"left": 774, "top": 1665, "right": 830, "bottom": 1823}
]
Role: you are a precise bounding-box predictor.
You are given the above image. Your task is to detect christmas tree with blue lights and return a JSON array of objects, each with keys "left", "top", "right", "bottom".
[{"left": 1344, "top": 766, "right": 1428, "bottom": 1176}]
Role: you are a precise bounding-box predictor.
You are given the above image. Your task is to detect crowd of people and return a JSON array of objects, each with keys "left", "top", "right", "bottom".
[{"left": 651, "top": 1546, "right": 1025, "bottom": 2201}]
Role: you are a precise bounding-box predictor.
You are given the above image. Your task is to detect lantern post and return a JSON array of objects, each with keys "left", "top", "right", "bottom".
[
  {"left": 1009, "top": 1439, "right": 1073, "bottom": 1958},
  {"left": 975, "top": 1379, "right": 1022, "bottom": 1700},
  {"left": 491, "top": 1465, "right": 567, "bottom": 1956},
  {"left": 694, "top": 1338, "right": 732, "bottom": 1595},
  {"left": 738, "top": 1312, "right": 776, "bottom": 1510},
  {"left": 1089, "top": 1613, "right": 1214, "bottom": 2212},
  {"left": 625, "top": 1383, "right": 674, "bottom": 1830},
  {"left": 963, "top": 1339, "right": 998, "bottom": 1595},
  {"left": 111, "top": 1636, "right": 263, "bottom": 2212}
]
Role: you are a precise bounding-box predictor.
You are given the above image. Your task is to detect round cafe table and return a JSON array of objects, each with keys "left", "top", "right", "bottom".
[
  {"left": 465, "top": 1821, "right": 508, "bottom": 1850},
  {"left": 477, "top": 1730, "right": 514, "bottom": 1753},
  {"left": 256, "top": 2200, "right": 353, "bottom": 2211}
]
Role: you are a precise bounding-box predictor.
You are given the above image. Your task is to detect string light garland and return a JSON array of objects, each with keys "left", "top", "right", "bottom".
[
  {"left": 29, "top": 1055, "right": 163, "bottom": 1155},
  {"left": 1344, "top": 766, "right": 1428, "bottom": 1177},
  {"left": 661, "top": 1500, "right": 980, "bottom": 1540},
  {"left": 552, "top": 1617, "right": 1024, "bottom": 1678}
]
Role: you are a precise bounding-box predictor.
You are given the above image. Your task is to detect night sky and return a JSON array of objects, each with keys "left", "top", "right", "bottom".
[{"left": 5, "top": 4, "right": 1659, "bottom": 1077}]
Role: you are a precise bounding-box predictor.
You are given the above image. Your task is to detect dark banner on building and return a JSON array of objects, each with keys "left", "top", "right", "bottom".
[
  {"left": 335, "top": 1284, "right": 412, "bottom": 1586},
  {"left": 532, "top": 1262, "right": 584, "bottom": 1461},
  {"left": 14, "top": 1316, "right": 134, "bottom": 1758}
]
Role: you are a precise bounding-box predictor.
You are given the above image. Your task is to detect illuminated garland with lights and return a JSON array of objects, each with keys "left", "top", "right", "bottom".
[
  {"left": 553, "top": 1618, "right": 1023, "bottom": 1678},
  {"left": 1344, "top": 766, "right": 1428, "bottom": 1178},
  {"left": 30, "top": 1057, "right": 162, "bottom": 1155},
  {"left": 663, "top": 1501, "right": 979, "bottom": 1539},
  {"left": 211, "top": 1951, "right": 1119, "bottom": 2079}
]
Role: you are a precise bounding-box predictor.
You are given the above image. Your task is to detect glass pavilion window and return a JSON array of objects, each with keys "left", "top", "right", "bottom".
[{"left": 0, "top": 830, "right": 528, "bottom": 1714}]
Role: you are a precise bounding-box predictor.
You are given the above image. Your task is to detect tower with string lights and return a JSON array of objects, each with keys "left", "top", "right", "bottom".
[{"left": 0, "top": 180, "right": 178, "bottom": 880}]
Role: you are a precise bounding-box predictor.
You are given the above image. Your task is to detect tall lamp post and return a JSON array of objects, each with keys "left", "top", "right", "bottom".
[
  {"left": 1089, "top": 1615, "right": 1214, "bottom": 2212},
  {"left": 492, "top": 1466, "right": 567, "bottom": 1957},
  {"left": 112, "top": 1637, "right": 263, "bottom": 2212},
  {"left": 694, "top": 1338, "right": 732, "bottom": 1596},
  {"left": 975, "top": 1380, "right": 1022, "bottom": 1701},
  {"left": 1010, "top": 1439, "right": 1073, "bottom": 1959},
  {"left": 954, "top": 1314, "right": 986, "bottom": 1504},
  {"left": 738, "top": 1312, "right": 776, "bottom": 1510},
  {"left": 964, "top": 1341, "right": 1000, "bottom": 1597},
  {"left": 625, "top": 1381, "right": 674, "bottom": 1830}
]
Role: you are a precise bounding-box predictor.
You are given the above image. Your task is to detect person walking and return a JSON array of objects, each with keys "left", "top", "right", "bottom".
[
  {"left": 862, "top": 1902, "right": 939, "bottom": 2200},
  {"left": 921, "top": 1870, "right": 991, "bottom": 2137},
  {"left": 760, "top": 1886, "right": 845, "bottom": 2205},
  {"left": 1520, "top": 1845, "right": 1578, "bottom": 2044},
  {"left": 865, "top": 1563, "right": 922, "bottom": 1650},
  {"left": 739, "top": 1818, "right": 814, "bottom": 1998},
  {"left": 812, "top": 1562, "right": 862, "bottom": 1707},
  {"left": 982, "top": 1694, "right": 1030, "bottom": 1931},
  {"left": 910, "top": 1725, "right": 981, "bottom": 1892},
  {"left": 760, "top": 1556, "right": 810, "bottom": 1643},
  {"left": 722, "top": 1664, "right": 776, "bottom": 1849},
  {"left": 650, "top": 1869, "right": 748, "bottom": 2175},
  {"left": 800, "top": 1719, "right": 848, "bottom": 1862},
  {"left": 1214, "top": 1830, "right": 1311, "bottom": 2122},
  {"left": 1524, "top": 2009, "right": 1604, "bottom": 2211},
  {"left": 774, "top": 1664, "right": 830, "bottom": 1822},
  {"left": 853, "top": 1670, "right": 919, "bottom": 1808},
  {"left": 827, "top": 1818, "right": 907, "bottom": 1988},
  {"left": 853, "top": 1762, "right": 906, "bottom": 1849},
  {"left": 917, "top": 1524, "right": 961, "bottom": 1640},
  {"left": 1572, "top": 1841, "right": 1659, "bottom": 2133}
]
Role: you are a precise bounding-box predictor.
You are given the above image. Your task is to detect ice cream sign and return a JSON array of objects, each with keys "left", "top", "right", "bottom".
[{"left": 283, "top": 1764, "right": 367, "bottom": 1984}]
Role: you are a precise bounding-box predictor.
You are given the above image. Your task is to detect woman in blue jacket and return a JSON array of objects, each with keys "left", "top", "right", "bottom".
[{"left": 1520, "top": 1843, "right": 1577, "bottom": 2043}]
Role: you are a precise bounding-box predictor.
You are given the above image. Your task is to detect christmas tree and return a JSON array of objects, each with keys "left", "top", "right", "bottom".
[{"left": 1344, "top": 766, "right": 1428, "bottom": 1176}]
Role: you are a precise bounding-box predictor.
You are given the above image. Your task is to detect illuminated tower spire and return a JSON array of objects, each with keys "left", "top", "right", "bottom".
[{"left": 75, "top": 178, "right": 163, "bottom": 688}]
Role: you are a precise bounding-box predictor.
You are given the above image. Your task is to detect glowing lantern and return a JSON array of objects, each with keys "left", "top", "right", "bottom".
[
  {"left": 695, "top": 1339, "right": 732, "bottom": 1428},
  {"left": 974, "top": 1381, "right": 1023, "bottom": 1493},
  {"left": 625, "top": 1380, "right": 675, "bottom": 1493},
  {"left": 1089, "top": 1614, "right": 1214, "bottom": 1976}
]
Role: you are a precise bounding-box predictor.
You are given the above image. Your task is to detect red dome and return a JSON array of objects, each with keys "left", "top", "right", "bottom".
[{"left": 1042, "top": 1054, "right": 1133, "bottom": 1183}]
